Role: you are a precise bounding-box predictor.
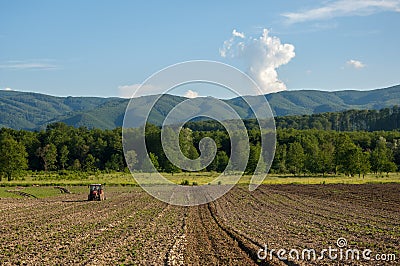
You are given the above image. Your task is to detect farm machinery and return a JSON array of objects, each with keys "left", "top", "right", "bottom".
[{"left": 88, "top": 184, "right": 106, "bottom": 201}]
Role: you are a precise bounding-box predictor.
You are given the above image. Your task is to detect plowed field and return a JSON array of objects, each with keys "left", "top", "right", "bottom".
[{"left": 0, "top": 184, "right": 398, "bottom": 265}]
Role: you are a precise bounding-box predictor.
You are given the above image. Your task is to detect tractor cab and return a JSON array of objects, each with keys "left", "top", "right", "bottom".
[{"left": 88, "top": 184, "right": 106, "bottom": 201}]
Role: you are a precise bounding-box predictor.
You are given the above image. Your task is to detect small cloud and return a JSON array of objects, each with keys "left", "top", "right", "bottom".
[
  {"left": 220, "top": 29, "right": 246, "bottom": 58},
  {"left": 118, "top": 84, "right": 160, "bottom": 98},
  {"left": 4, "top": 87, "right": 13, "bottom": 91},
  {"left": 184, "top": 90, "right": 199, "bottom": 98},
  {"left": 282, "top": 0, "right": 400, "bottom": 24},
  {"left": 232, "top": 29, "right": 245, "bottom": 39},
  {"left": 0, "top": 60, "right": 57, "bottom": 70},
  {"left": 346, "top": 59, "right": 365, "bottom": 69}
]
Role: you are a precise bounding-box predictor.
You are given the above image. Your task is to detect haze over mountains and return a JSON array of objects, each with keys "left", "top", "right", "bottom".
[{"left": 0, "top": 85, "right": 399, "bottom": 130}]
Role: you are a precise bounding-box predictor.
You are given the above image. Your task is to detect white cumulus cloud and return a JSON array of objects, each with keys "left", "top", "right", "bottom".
[
  {"left": 220, "top": 29, "right": 246, "bottom": 57},
  {"left": 347, "top": 59, "right": 365, "bottom": 69},
  {"left": 220, "top": 29, "right": 295, "bottom": 94},
  {"left": 184, "top": 90, "right": 199, "bottom": 98},
  {"left": 283, "top": 0, "right": 400, "bottom": 24}
]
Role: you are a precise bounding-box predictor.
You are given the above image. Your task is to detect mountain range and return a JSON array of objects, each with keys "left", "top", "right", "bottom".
[{"left": 0, "top": 84, "right": 399, "bottom": 130}]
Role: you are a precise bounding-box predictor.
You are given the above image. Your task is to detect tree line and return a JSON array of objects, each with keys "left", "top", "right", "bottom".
[
  {"left": 0, "top": 122, "right": 399, "bottom": 180},
  {"left": 186, "top": 106, "right": 400, "bottom": 132},
  {"left": 275, "top": 106, "right": 400, "bottom": 131}
]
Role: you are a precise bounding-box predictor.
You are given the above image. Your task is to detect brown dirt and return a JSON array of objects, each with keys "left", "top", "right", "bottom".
[{"left": 0, "top": 184, "right": 398, "bottom": 265}]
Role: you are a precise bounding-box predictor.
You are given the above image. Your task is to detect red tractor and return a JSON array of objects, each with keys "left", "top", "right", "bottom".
[{"left": 88, "top": 184, "right": 106, "bottom": 201}]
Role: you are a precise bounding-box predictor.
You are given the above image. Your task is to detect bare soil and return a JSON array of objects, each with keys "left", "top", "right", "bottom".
[{"left": 0, "top": 184, "right": 398, "bottom": 265}]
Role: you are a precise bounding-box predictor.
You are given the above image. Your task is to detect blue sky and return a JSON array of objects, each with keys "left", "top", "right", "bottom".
[{"left": 1, "top": 0, "right": 399, "bottom": 98}]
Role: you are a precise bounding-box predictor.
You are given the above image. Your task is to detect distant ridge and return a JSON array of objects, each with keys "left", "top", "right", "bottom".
[{"left": 0, "top": 84, "right": 399, "bottom": 130}]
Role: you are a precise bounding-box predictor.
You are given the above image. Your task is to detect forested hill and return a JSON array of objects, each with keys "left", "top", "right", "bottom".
[
  {"left": 265, "top": 84, "right": 400, "bottom": 115},
  {"left": 0, "top": 91, "right": 117, "bottom": 129},
  {"left": 275, "top": 106, "right": 400, "bottom": 131},
  {"left": 0, "top": 84, "right": 399, "bottom": 130},
  {"left": 185, "top": 106, "right": 400, "bottom": 132}
]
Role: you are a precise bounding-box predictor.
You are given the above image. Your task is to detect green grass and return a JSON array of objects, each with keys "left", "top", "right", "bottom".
[
  {"left": 163, "top": 172, "right": 400, "bottom": 185},
  {"left": 0, "top": 187, "right": 22, "bottom": 198},
  {"left": 23, "top": 186, "right": 61, "bottom": 198},
  {"left": 240, "top": 173, "right": 400, "bottom": 185},
  {"left": 0, "top": 184, "right": 137, "bottom": 199},
  {"left": 0, "top": 171, "right": 138, "bottom": 187},
  {"left": 0, "top": 186, "right": 60, "bottom": 198},
  {"left": 0, "top": 171, "right": 399, "bottom": 198}
]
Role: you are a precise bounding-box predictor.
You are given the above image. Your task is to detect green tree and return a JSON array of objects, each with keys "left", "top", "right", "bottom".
[
  {"left": 164, "top": 160, "right": 181, "bottom": 175},
  {"left": 382, "top": 161, "right": 397, "bottom": 175},
  {"left": 271, "top": 144, "right": 287, "bottom": 174},
  {"left": 139, "top": 152, "right": 159, "bottom": 173},
  {"left": 186, "top": 145, "right": 200, "bottom": 171},
  {"left": 105, "top": 154, "right": 124, "bottom": 171},
  {"left": 207, "top": 150, "right": 229, "bottom": 172},
  {"left": 343, "top": 145, "right": 363, "bottom": 176},
  {"left": 359, "top": 152, "right": 371, "bottom": 178},
  {"left": 394, "top": 140, "right": 400, "bottom": 171},
  {"left": 334, "top": 134, "right": 354, "bottom": 174},
  {"left": 0, "top": 135, "right": 28, "bottom": 181},
  {"left": 229, "top": 135, "right": 249, "bottom": 172},
  {"left": 317, "top": 142, "right": 335, "bottom": 176},
  {"left": 16, "top": 130, "right": 41, "bottom": 170},
  {"left": 37, "top": 143, "right": 58, "bottom": 171},
  {"left": 181, "top": 133, "right": 200, "bottom": 171},
  {"left": 370, "top": 137, "right": 394, "bottom": 174},
  {"left": 160, "top": 126, "right": 181, "bottom": 173},
  {"left": 216, "top": 151, "right": 229, "bottom": 172},
  {"left": 84, "top": 154, "right": 97, "bottom": 172},
  {"left": 286, "top": 142, "right": 305, "bottom": 175},
  {"left": 59, "top": 145, "right": 69, "bottom": 170},
  {"left": 245, "top": 143, "right": 266, "bottom": 174},
  {"left": 125, "top": 150, "right": 138, "bottom": 170},
  {"left": 71, "top": 159, "right": 81, "bottom": 171},
  {"left": 149, "top": 152, "right": 160, "bottom": 171},
  {"left": 302, "top": 136, "right": 320, "bottom": 174}
]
